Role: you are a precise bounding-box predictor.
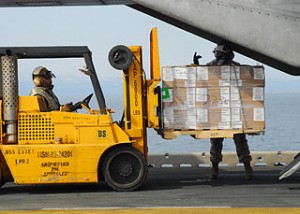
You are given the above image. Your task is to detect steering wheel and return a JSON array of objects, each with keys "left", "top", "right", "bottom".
[{"left": 73, "top": 93, "right": 93, "bottom": 111}]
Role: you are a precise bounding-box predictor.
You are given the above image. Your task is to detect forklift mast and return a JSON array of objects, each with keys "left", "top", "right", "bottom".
[{"left": 108, "top": 28, "right": 161, "bottom": 157}]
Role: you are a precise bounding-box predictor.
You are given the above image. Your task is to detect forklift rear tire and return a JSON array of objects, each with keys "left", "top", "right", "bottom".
[
  {"left": 108, "top": 45, "right": 133, "bottom": 70},
  {"left": 102, "top": 146, "right": 148, "bottom": 191}
]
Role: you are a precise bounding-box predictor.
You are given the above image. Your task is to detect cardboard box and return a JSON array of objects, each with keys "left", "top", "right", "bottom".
[
  {"left": 163, "top": 106, "right": 196, "bottom": 129},
  {"left": 196, "top": 65, "right": 265, "bottom": 87},
  {"left": 162, "top": 66, "right": 196, "bottom": 88},
  {"left": 196, "top": 107, "right": 231, "bottom": 130},
  {"left": 242, "top": 108, "right": 265, "bottom": 130},
  {"left": 240, "top": 66, "right": 265, "bottom": 86},
  {"left": 196, "top": 66, "right": 222, "bottom": 87},
  {"left": 195, "top": 87, "right": 230, "bottom": 108},
  {"left": 162, "top": 88, "right": 195, "bottom": 108},
  {"left": 161, "top": 65, "right": 265, "bottom": 131},
  {"left": 195, "top": 105, "right": 265, "bottom": 130},
  {"left": 195, "top": 86, "right": 264, "bottom": 108}
]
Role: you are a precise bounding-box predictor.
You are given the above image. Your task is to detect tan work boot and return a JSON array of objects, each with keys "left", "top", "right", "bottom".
[
  {"left": 244, "top": 161, "right": 254, "bottom": 180},
  {"left": 210, "top": 162, "right": 219, "bottom": 180}
]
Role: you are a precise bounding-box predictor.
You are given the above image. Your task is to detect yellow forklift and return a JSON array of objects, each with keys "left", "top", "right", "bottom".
[{"left": 0, "top": 29, "right": 161, "bottom": 191}]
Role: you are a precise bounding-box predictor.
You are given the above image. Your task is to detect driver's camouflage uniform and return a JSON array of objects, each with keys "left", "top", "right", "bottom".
[{"left": 30, "top": 86, "right": 60, "bottom": 111}]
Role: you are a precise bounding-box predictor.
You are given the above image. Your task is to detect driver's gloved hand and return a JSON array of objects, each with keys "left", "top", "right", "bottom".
[{"left": 61, "top": 102, "right": 74, "bottom": 112}]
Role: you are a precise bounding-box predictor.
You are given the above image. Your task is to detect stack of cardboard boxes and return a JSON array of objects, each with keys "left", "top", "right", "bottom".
[{"left": 162, "top": 65, "right": 265, "bottom": 132}]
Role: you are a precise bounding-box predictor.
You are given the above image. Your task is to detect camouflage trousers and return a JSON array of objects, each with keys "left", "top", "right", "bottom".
[{"left": 210, "top": 133, "right": 252, "bottom": 163}]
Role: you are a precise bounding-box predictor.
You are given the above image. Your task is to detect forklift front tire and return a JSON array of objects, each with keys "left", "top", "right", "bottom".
[
  {"left": 108, "top": 45, "right": 133, "bottom": 70},
  {"left": 102, "top": 146, "right": 147, "bottom": 191}
]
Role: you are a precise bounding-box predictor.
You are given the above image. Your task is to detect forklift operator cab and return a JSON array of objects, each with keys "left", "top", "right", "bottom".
[{"left": 29, "top": 65, "right": 93, "bottom": 113}]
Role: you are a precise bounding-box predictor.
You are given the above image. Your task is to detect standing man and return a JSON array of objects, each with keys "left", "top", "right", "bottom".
[{"left": 207, "top": 42, "right": 253, "bottom": 180}]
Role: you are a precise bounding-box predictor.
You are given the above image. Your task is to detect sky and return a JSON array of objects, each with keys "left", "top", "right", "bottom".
[{"left": 0, "top": 5, "right": 299, "bottom": 109}]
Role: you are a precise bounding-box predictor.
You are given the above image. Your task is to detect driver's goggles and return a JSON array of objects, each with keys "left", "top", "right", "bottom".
[{"left": 42, "top": 71, "right": 56, "bottom": 79}]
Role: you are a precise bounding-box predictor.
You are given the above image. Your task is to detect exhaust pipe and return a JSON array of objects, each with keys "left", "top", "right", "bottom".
[{"left": 1, "top": 53, "right": 18, "bottom": 144}]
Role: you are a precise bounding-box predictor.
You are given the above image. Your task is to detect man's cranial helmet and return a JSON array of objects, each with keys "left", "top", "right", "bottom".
[
  {"left": 32, "top": 66, "right": 55, "bottom": 87},
  {"left": 213, "top": 43, "right": 234, "bottom": 60},
  {"left": 32, "top": 66, "right": 55, "bottom": 80}
]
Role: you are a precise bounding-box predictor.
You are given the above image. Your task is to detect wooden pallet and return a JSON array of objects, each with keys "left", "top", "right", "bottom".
[{"left": 162, "top": 128, "right": 264, "bottom": 139}]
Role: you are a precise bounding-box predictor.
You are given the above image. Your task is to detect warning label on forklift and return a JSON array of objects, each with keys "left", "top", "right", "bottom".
[
  {"left": 41, "top": 161, "right": 70, "bottom": 177},
  {"left": 41, "top": 162, "right": 70, "bottom": 167}
]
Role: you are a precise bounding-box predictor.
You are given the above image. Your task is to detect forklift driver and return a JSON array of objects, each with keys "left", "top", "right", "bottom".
[{"left": 29, "top": 66, "right": 73, "bottom": 112}]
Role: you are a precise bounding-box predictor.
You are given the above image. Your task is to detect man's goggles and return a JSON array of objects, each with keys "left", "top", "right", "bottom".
[{"left": 42, "top": 70, "right": 56, "bottom": 79}]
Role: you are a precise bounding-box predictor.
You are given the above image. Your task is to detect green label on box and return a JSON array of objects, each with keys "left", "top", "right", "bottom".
[{"left": 162, "top": 87, "right": 170, "bottom": 99}]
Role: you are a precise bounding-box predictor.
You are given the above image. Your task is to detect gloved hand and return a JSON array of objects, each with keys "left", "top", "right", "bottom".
[
  {"left": 193, "top": 52, "right": 202, "bottom": 65},
  {"left": 61, "top": 102, "right": 74, "bottom": 112}
]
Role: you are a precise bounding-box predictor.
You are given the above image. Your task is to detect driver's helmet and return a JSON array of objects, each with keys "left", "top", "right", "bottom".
[
  {"left": 213, "top": 44, "right": 234, "bottom": 60},
  {"left": 32, "top": 66, "right": 55, "bottom": 87}
]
